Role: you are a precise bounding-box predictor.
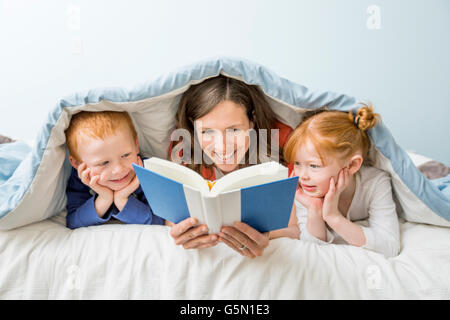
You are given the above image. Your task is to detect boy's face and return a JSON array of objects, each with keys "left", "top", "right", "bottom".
[
  {"left": 69, "top": 125, "right": 140, "bottom": 191},
  {"left": 293, "top": 139, "right": 345, "bottom": 198}
]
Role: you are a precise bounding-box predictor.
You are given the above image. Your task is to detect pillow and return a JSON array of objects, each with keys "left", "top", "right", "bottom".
[{"left": 0, "top": 135, "right": 15, "bottom": 144}]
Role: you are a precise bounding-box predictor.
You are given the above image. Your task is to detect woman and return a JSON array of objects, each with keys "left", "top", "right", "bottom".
[{"left": 166, "top": 75, "right": 298, "bottom": 259}]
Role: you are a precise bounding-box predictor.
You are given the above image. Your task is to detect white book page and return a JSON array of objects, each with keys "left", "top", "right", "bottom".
[
  {"left": 210, "top": 161, "right": 288, "bottom": 195},
  {"left": 219, "top": 190, "right": 241, "bottom": 227},
  {"left": 144, "top": 157, "right": 210, "bottom": 194},
  {"left": 184, "top": 187, "right": 241, "bottom": 233},
  {"left": 183, "top": 185, "right": 206, "bottom": 227},
  {"left": 201, "top": 196, "right": 222, "bottom": 234}
]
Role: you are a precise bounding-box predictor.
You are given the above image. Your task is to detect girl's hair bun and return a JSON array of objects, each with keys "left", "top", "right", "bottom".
[{"left": 349, "top": 102, "right": 380, "bottom": 131}]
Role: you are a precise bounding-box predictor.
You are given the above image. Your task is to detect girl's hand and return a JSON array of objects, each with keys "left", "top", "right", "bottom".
[
  {"left": 219, "top": 222, "right": 269, "bottom": 259},
  {"left": 168, "top": 217, "right": 219, "bottom": 249},
  {"left": 322, "top": 168, "right": 350, "bottom": 224},
  {"left": 290, "top": 169, "right": 323, "bottom": 211},
  {"left": 295, "top": 185, "right": 324, "bottom": 212}
]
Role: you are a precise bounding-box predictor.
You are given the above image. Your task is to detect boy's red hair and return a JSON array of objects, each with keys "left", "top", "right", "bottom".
[{"left": 65, "top": 111, "right": 137, "bottom": 162}]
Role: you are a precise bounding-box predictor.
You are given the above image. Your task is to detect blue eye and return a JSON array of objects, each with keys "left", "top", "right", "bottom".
[{"left": 226, "top": 128, "right": 242, "bottom": 134}]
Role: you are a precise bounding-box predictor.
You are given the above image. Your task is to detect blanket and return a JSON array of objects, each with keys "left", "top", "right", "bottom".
[{"left": 0, "top": 57, "right": 449, "bottom": 230}]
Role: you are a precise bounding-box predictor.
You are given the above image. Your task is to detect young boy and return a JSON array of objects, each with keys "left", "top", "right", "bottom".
[{"left": 64, "top": 111, "right": 165, "bottom": 229}]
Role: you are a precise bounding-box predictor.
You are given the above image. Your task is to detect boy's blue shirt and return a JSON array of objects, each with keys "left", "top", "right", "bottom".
[{"left": 66, "top": 166, "right": 165, "bottom": 229}]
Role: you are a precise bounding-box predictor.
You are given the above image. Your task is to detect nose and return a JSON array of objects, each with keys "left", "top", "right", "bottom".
[
  {"left": 298, "top": 166, "right": 309, "bottom": 181},
  {"left": 112, "top": 163, "right": 127, "bottom": 176},
  {"left": 214, "top": 132, "right": 234, "bottom": 155}
]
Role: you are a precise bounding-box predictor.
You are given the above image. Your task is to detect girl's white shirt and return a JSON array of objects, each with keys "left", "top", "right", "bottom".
[{"left": 295, "top": 165, "right": 401, "bottom": 257}]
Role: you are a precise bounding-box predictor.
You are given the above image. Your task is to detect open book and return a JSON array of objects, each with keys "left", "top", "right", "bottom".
[{"left": 133, "top": 158, "right": 299, "bottom": 233}]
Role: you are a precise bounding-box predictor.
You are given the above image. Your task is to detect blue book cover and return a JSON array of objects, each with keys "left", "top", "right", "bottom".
[{"left": 133, "top": 159, "right": 298, "bottom": 233}]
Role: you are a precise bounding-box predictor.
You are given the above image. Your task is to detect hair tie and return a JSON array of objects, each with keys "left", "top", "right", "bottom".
[
  {"left": 354, "top": 116, "right": 360, "bottom": 129},
  {"left": 352, "top": 110, "right": 361, "bottom": 129}
]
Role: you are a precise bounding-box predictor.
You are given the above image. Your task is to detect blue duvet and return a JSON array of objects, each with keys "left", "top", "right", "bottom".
[{"left": 0, "top": 57, "right": 449, "bottom": 230}]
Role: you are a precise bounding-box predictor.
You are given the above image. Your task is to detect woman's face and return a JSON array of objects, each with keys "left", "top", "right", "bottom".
[
  {"left": 194, "top": 100, "right": 254, "bottom": 173},
  {"left": 293, "top": 138, "right": 345, "bottom": 197}
]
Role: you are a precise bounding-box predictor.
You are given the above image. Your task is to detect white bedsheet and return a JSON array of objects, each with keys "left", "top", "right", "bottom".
[
  {"left": 1, "top": 151, "right": 449, "bottom": 299},
  {"left": 0, "top": 214, "right": 449, "bottom": 299}
]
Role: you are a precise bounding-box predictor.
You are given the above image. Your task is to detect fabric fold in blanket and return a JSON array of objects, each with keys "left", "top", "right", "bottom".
[{"left": 432, "top": 174, "right": 450, "bottom": 198}]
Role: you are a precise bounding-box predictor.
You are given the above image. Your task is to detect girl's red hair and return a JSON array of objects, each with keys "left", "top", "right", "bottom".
[{"left": 284, "top": 103, "right": 380, "bottom": 166}]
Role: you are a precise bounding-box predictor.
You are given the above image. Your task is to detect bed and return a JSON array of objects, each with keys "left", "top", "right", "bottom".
[
  {"left": 0, "top": 160, "right": 449, "bottom": 299},
  {"left": 0, "top": 57, "right": 449, "bottom": 299}
]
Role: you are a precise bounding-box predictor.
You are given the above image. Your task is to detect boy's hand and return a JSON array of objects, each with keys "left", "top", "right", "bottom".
[
  {"left": 322, "top": 168, "right": 350, "bottom": 224},
  {"left": 113, "top": 156, "right": 143, "bottom": 211},
  {"left": 77, "top": 162, "right": 113, "bottom": 201},
  {"left": 113, "top": 174, "right": 140, "bottom": 210},
  {"left": 77, "top": 162, "right": 113, "bottom": 217}
]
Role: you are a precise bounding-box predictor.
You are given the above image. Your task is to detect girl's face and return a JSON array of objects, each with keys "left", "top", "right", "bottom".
[
  {"left": 74, "top": 126, "right": 140, "bottom": 191},
  {"left": 293, "top": 139, "right": 346, "bottom": 198},
  {"left": 194, "top": 100, "right": 254, "bottom": 173}
]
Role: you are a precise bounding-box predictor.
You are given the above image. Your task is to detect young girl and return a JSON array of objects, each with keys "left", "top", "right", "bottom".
[{"left": 284, "top": 104, "right": 400, "bottom": 257}]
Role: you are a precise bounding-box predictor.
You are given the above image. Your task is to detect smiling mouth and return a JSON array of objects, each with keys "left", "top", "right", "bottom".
[
  {"left": 301, "top": 183, "right": 316, "bottom": 191},
  {"left": 214, "top": 150, "right": 236, "bottom": 162},
  {"left": 110, "top": 173, "right": 130, "bottom": 183}
]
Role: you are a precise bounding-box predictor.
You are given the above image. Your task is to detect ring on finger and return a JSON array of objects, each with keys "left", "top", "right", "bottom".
[{"left": 223, "top": 229, "right": 251, "bottom": 249}]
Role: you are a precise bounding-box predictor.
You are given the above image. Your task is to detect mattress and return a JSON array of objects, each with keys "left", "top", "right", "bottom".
[
  {"left": 0, "top": 153, "right": 448, "bottom": 299},
  {"left": 0, "top": 213, "right": 448, "bottom": 299}
]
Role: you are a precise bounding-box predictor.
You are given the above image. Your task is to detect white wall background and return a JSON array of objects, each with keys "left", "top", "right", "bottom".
[{"left": 1, "top": 0, "right": 449, "bottom": 163}]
